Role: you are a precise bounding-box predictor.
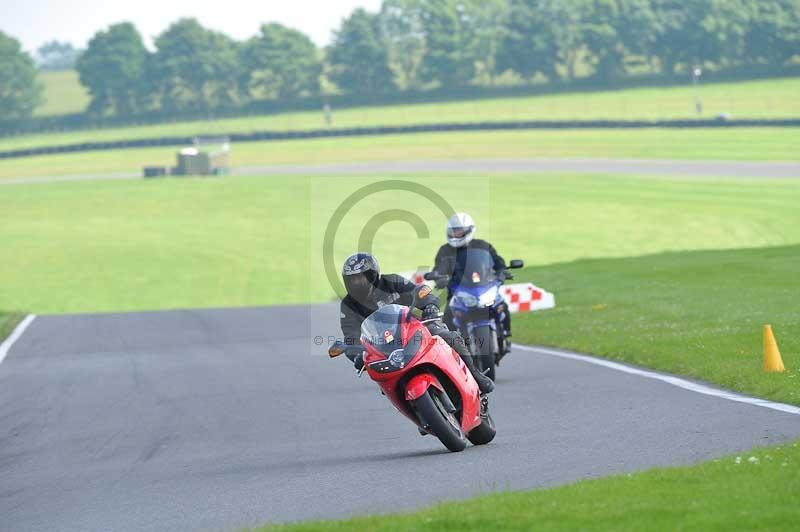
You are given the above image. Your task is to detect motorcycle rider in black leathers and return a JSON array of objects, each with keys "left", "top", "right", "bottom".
[
  {"left": 339, "top": 252, "right": 494, "bottom": 394},
  {"left": 432, "top": 212, "right": 512, "bottom": 348}
]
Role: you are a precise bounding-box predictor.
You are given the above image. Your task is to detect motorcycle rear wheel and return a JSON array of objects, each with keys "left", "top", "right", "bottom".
[{"left": 414, "top": 390, "right": 467, "bottom": 452}]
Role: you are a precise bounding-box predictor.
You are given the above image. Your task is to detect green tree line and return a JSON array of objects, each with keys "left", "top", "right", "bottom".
[{"left": 1, "top": 0, "right": 798, "bottom": 121}]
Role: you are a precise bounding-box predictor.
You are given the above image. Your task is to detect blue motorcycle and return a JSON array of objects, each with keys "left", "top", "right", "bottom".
[{"left": 426, "top": 250, "right": 523, "bottom": 381}]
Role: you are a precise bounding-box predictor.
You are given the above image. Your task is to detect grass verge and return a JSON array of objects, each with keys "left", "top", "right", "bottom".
[
  {"left": 0, "top": 312, "right": 23, "bottom": 343},
  {"left": 9, "top": 76, "right": 800, "bottom": 152},
  {"left": 514, "top": 245, "right": 800, "bottom": 405},
  {"left": 253, "top": 439, "right": 800, "bottom": 531},
  {"left": 1, "top": 128, "right": 799, "bottom": 180}
]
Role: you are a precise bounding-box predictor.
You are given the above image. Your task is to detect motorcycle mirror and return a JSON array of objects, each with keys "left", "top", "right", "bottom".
[
  {"left": 328, "top": 340, "right": 345, "bottom": 358},
  {"left": 509, "top": 259, "right": 524, "bottom": 269}
]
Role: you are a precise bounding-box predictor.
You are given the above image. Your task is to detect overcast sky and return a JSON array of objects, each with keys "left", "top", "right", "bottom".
[{"left": 0, "top": 0, "right": 382, "bottom": 54}]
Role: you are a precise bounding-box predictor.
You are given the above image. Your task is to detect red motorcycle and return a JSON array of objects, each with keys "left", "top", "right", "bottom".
[{"left": 329, "top": 285, "right": 496, "bottom": 452}]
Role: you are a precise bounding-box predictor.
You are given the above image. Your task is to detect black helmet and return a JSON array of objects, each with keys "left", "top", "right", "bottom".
[{"left": 342, "top": 252, "right": 380, "bottom": 302}]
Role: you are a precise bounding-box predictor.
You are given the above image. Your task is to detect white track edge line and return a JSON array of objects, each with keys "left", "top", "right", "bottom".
[
  {"left": 0, "top": 314, "right": 37, "bottom": 365},
  {"left": 516, "top": 344, "right": 800, "bottom": 416}
]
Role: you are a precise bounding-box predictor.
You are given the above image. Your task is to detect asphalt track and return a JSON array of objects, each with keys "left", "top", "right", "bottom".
[
  {"left": 1, "top": 158, "right": 798, "bottom": 185},
  {"left": 2, "top": 304, "right": 800, "bottom": 532}
]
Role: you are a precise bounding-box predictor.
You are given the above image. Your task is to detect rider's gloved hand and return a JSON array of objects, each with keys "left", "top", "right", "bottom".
[
  {"left": 353, "top": 352, "right": 365, "bottom": 371},
  {"left": 501, "top": 270, "right": 513, "bottom": 281}
]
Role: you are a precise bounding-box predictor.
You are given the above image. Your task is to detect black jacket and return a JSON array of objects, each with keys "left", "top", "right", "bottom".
[
  {"left": 433, "top": 239, "right": 506, "bottom": 291},
  {"left": 339, "top": 274, "right": 417, "bottom": 346}
]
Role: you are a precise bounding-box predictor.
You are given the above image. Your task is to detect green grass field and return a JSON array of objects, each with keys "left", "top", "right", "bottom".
[
  {"left": 255, "top": 440, "right": 800, "bottom": 531},
  {"left": 34, "top": 70, "right": 90, "bottom": 117},
  {"left": 2, "top": 173, "right": 799, "bottom": 312},
  {"left": 1, "top": 128, "right": 798, "bottom": 181},
  {"left": 6, "top": 76, "right": 799, "bottom": 153}
]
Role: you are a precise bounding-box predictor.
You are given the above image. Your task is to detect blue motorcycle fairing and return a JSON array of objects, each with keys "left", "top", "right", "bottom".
[{"left": 449, "top": 281, "right": 506, "bottom": 335}]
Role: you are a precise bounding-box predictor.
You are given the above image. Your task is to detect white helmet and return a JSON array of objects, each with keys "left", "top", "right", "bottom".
[{"left": 446, "top": 212, "right": 475, "bottom": 248}]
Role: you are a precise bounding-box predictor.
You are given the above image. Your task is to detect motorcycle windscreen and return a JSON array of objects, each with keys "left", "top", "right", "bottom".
[
  {"left": 360, "top": 304, "right": 407, "bottom": 357},
  {"left": 455, "top": 248, "right": 497, "bottom": 287}
]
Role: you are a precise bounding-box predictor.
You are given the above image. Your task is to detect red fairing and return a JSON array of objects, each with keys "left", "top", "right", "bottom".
[
  {"left": 361, "top": 306, "right": 483, "bottom": 433},
  {"left": 405, "top": 373, "right": 442, "bottom": 400}
]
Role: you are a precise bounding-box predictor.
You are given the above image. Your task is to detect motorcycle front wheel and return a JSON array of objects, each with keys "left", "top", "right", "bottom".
[
  {"left": 413, "top": 390, "right": 467, "bottom": 452},
  {"left": 471, "top": 324, "right": 497, "bottom": 382}
]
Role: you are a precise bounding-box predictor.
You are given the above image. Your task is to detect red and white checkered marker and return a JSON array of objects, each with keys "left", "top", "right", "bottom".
[
  {"left": 400, "top": 270, "right": 555, "bottom": 314},
  {"left": 501, "top": 283, "right": 556, "bottom": 313}
]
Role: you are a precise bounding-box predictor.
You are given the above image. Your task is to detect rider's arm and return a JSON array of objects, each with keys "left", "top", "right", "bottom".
[
  {"left": 488, "top": 242, "right": 507, "bottom": 274},
  {"left": 433, "top": 244, "right": 455, "bottom": 277},
  {"left": 387, "top": 274, "right": 417, "bottom": 307},
  {"left": 339, "top": 299, "right": 364, "bottom": 358}
]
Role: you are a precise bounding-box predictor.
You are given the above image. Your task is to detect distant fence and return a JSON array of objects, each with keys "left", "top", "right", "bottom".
[{"left": 1, "top": 119, "right": 799, "bottom": 160}]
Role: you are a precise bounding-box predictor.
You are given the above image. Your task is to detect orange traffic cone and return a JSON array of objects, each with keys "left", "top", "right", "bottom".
[{"left": 763, "top": 325, "right": 785, "bottom": 372}]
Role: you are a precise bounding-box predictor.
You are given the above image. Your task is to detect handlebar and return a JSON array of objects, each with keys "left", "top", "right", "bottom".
[
  {"left": 423, "top": 271, "right": 447, "bottom": 282},
  {"left": 344, "top": 345, "right": 366, "bottom": 361},
  {"left": 423, "top": 269, "right": 514, "bottom": 285}
]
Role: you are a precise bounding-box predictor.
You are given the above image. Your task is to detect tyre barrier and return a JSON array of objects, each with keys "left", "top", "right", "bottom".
[{"left": 2, "top": 118, "right": 799, "bottom": 160}]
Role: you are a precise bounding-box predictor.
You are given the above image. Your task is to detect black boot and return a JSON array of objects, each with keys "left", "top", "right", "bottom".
[
  {"left": 471, "top": 365, "right": 495, "bottom": 394},
  {"left": 435, "top": 327, "right": 495, "bottom": 394},
  {"left": 455, "top": 344, "right": 495, "bottom": 394}
]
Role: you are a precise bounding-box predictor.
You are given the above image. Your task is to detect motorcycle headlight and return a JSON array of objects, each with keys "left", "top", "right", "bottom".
[
  {"left": 457, "top": 292, "right": 479, "bottom": 307},
  {"left": 479, "top": 287, "right": 499, "bottom": 306},
  {"left": 388, "top": 349, "right": 406, "bottom": 368},
  {"left": 372, "top": 330, "right": 425, "bottom": 372}
]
